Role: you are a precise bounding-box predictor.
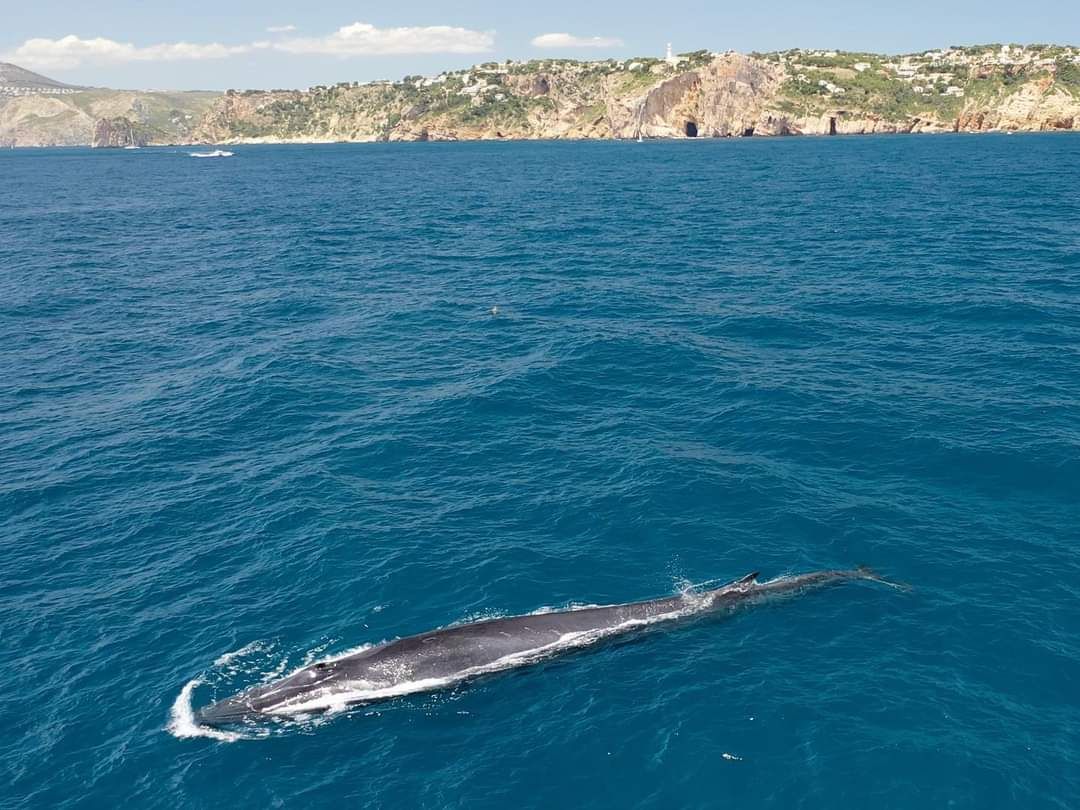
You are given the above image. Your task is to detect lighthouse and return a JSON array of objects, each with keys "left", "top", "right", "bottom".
[{"left": 665, "top": 43, "right": 680, "bottom": 67}]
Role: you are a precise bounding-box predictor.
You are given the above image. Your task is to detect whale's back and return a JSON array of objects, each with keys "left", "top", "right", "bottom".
[{"left": 338, "top": 594, "right": 692, "bottom": 683}]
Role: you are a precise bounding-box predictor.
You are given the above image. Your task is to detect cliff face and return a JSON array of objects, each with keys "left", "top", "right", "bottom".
[
  {"left": 0, "top": 95, "right": 92, "bottom": 146},
  {"left": 193, "top": 86, "right": 408, "bottom": 143},
  {"left": 0, "top": 89, "right": 218, "bottom": 147},
  {"left": 190, "top": 49, "right": 1080, "bottom": 144},
  {"left": 613, "top": 55, "right": 788, "bottom": 138},
  {"left": 92, "top": 117, "right": 148, "bottom": 148},
  {"left": 956, "top": 80, "right": 1077, "bottom": 131}
]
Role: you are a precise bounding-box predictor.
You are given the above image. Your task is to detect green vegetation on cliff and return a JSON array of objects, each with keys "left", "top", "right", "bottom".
[
  {"left": 0, "top": 87, "right": 217, "bottom": 147},
  {"left": 3, "top": 43, "right": 1078, "bottom": 147}
]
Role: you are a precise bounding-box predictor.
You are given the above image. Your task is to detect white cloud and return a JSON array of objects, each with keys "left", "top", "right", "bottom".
[
  {"left": 7, "top": 34, "right": 254, "bottom": 70},
  {"left": 4, "top": 22, "right": 495, "bottom": 71},
  {"left": 266, "top": 25, "right": 297, "bottom": 33},
  {"left": 276, "top": 22, "right": 494, "bottom": 56},
  {"left": 531, "top": 33, "right": 623, "bottom": 49}
]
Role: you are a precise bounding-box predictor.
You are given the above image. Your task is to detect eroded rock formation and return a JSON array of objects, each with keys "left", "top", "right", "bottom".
[{"left": 92, "top": 117, "right": 147, "bottom": 148}]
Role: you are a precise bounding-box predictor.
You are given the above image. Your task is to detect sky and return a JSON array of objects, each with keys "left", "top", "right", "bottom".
[{"left": 3, "top": 1, "right": 1079, "bottom": 90}]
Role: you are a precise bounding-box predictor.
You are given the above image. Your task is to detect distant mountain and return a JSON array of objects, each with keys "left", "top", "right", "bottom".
[
  {"left": 0, "top": 62, "right": 216, "bottom": 147},
  {"left": 0, "top": 62, "right": 84, "bottom": 95}
]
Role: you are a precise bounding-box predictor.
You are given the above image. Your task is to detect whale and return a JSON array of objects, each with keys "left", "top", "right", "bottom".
[{"left": 194, "top": 567, "right": 902, "bottom": 726}]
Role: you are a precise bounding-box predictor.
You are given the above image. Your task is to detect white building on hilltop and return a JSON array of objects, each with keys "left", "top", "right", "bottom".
[
  {"left": 664, "top": 43, "right": 685, "bottom": 67},
  {"left": 0, "top": 85, "right": 79, "bottom": 96}
]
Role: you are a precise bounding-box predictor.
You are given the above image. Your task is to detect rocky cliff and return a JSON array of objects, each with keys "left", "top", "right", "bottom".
[
  {"left": 92, "top": 116, "right": 149, "bottom": 148},
  {"left": 4, "top": 45, "right": 1079, "bottom": 147},
  {"left": 0, "top": 88, "right": 218, "bottom": 147},
  {"left": 190, "top": 46, "right": 1080, "bottom": 144}
]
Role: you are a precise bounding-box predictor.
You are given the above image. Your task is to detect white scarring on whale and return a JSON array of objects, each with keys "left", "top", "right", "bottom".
[{"left": 192, "top": 567, "right": 905, "bottom": 727}]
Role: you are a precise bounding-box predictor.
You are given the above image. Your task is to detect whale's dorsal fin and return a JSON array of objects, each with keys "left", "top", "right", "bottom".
[{"left": 732, "top": 571, "right": 760, "bottom": 587}]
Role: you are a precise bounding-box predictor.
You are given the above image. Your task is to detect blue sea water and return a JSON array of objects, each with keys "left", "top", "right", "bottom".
[{"left": 2, "top": 135, "right": 1079, "bottom": 809}]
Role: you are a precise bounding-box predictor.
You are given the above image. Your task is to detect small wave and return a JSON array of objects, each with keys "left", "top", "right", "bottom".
[{"left": 214, "top": 640, "right": 265, "bottom": 667}]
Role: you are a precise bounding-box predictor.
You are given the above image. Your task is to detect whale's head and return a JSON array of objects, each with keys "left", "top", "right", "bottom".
[
  {"left": 194, "top": 694, "right": 264, "bottom": 726},
  {"left": 196, "top": 660, "right": 343, "bottom": 726}
]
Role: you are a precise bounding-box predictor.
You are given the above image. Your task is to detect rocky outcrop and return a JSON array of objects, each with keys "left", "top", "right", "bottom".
[
  {"left": 633, "top": 55, "right": 787, "bottom": 138},
  {"left": 785, "top": 112, "right": 954, "bottom": 135},
  {"left": 506, "top": 73, "right": 552, "bottom": 98},
  {"left": 0, "top": 86, "right": 217, "bottom": 147},
  {"left": 92, "top": 117, "right": 147, "bottom": 148},
  {"left": 955, "top": 81, "right": 1077, "bottom": 131}
]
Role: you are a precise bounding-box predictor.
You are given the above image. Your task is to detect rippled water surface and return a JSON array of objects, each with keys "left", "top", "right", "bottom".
[{"left": 3, "top": 136, "right": 1079, "bottom": 808}]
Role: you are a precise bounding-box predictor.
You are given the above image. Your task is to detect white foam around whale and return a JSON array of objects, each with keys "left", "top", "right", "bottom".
[
  {"left": 168, "top": 642, "right": 280, "bottom": 741},
  {"left": 168, "top": 677, "right": 247, "bottom": 742}
]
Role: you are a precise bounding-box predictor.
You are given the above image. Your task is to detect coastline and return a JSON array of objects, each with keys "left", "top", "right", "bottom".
[
  {"left": 4, "top": 128, "right": 1077, "bottom": 150},
  {"left": 5, "top": 46, "right": 1079, "bottom": 149}
]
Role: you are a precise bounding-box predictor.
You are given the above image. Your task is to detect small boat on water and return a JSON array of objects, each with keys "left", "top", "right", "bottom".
[
  {"left": 190, "top": 149, "right": 234, "bottom": 158},
  {"left": 123, "top": 145, "right": 141, "bottom": 150}
]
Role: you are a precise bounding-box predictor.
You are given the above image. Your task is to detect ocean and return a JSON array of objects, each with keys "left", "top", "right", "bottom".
[{"left": 2, "top": 135, "right": 1078, "bottom": 809}]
